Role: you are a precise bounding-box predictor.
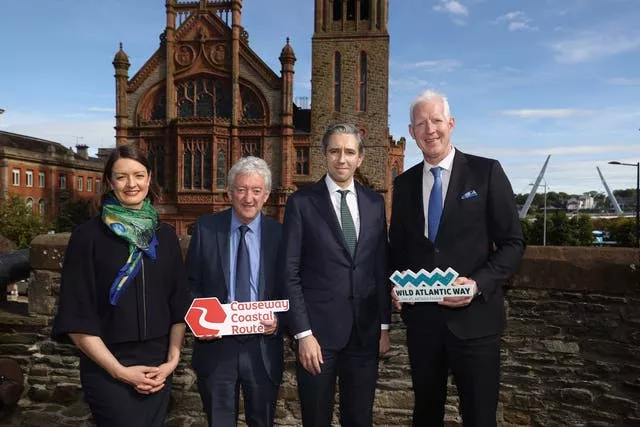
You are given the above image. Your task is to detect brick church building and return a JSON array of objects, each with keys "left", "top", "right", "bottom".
[{"left": 113, "top": 0, "right": 404, "bottom": 235}]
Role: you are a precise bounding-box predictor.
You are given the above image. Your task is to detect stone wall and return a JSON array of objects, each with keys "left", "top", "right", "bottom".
[{"left": 0, "top": 236, "right": 639, "bottom": 426}]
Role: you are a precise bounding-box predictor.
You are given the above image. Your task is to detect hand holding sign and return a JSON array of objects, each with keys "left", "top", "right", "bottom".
[
  {"left": 390, "top": 268, "right": 475, "bottom": 303},
  {"left": 185, "top": 297, "right": 289, "bottom": 337}
]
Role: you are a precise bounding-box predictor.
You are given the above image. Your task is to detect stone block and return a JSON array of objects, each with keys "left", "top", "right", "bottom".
[
  {"left": 560, "top": 388, "right": 595, "bottom": 404},
  {"left": 541, "top": 339, "right": 579, "bottom": 353},
  {"left": 29, "top": 233, "right": 71, "bottom": 271}
]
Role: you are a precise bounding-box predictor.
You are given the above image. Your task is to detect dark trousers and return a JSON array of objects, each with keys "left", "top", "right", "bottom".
[
  {"left": 296, "top": 331, "right": 379, "bottom": 427},
  {"left": 197, "top": 336, "right": 279, "bottom": 427},
  {"left": 407, "top": 325, "right": 501, "bottom": 427},
  {"left": 80, "top": 358, "right": 172, "bottom": 427}
]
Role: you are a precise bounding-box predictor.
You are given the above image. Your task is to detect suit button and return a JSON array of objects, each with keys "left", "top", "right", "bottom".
[
  {"left": 352, "top": 265, "right": 357, "bottom": 271},
  {"left": 434, "top": 248, "right": 440, "bottom": 254}
]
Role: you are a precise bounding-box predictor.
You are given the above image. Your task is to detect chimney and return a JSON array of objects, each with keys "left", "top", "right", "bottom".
[{"left": 76, "top": 144, "right": 89, "bottom": 160}]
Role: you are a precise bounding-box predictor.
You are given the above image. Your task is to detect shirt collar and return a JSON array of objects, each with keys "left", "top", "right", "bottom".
[
  {"left": 230, "top": 209, "right": 262, "bottom": 233},
  {"left": 423, "top": 146, "right": 456, "bottom": 176},
  {"left": 325, "top": 174, "right": 356, "bottom": 195}
]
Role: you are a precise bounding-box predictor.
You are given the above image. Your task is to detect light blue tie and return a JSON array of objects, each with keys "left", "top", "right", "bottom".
[{"left": 428, "top": 167, "right": 443, "bottom": 242}]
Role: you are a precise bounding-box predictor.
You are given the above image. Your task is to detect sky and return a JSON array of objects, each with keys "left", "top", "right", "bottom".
[{"left": 1, "top": 0, "right": 639, "bottom": 196}]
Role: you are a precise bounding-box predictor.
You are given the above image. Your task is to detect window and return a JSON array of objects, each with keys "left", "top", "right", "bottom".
[
  {"left": 59, "top": 174, "right": 67, "bottom": 190},
  {"left": 12, "top": 169, "right": 20, "bottom": 186},
  {"left": 96, "top": 179, "right": 101, "bottom": 193},
  {"left": 346, "top": 0, "right": 355, "bottom": 20},
  {"left": 78, "top": 177, "right": 83, "bottom": 191},
  {"left": 26, "top": 170, "right": 33, "bottom": 187},
  {"left": 216, "top": 141, "right": 228, "bottom": 190},
  {"left": 26, "top": 198, "right": 33, "bottom": 211},
  {"left": 38, "top": 172, "right": 45, "bottom": 188},
  {"left": 87, "top": 177, "right": 93, "bottom": 192},
  {"left": 240, "top": 139, "right": 262, "bottom": 158},
  {"left": 148, "top": 142, "right": 165, "bottom": 187},
  {"left": 334, "top": 52, "right": 341, "bottom": 112},
  {"left": 39, "top": 199, "right": 45, "bottom": 217},
  {"left": 183, "top": 138, "right": 212, "bottom": 190},
  {"left": 333, "top": 0, "right": 342, "bottom": 20},
  {"left": 177, "top": 78, "right": 231, "bottom": 119},
  {"left": 360, "top": 0, "right": 370, "bottom": 19},
  {"left": 296, "top": 147, "right": 310, "bottom": 175},
  {"left": 359, "top": 52, "right": 367, "bottom": 112}
]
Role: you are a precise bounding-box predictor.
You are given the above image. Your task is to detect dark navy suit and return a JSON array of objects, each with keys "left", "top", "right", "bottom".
[
  {"left": 186, "top": 209, "right": 283, "bottom": 427},
  {"left": 281, "top": 177, "right": 391, "bottom": 426}
]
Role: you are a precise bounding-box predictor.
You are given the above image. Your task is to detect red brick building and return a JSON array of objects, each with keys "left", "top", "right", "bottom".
[
  {"left": 0, "top": 131, "right": 104, "bottom": 220},
  {"left": 114, "top": 0, "right": 404, "bottom": 234}
]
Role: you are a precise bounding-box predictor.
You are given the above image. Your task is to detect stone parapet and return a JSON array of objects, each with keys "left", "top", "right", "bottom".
[{"left": 1, "top": 241, "right": 639, "bottom": 426}]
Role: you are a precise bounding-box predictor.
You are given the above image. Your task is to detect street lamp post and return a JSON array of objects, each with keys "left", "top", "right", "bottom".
[{"left": 608, "top": 161, "right": 640, "bottom": 248}]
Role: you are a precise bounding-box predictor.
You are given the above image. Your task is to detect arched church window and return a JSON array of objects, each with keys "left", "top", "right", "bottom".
[
  {"left": 346, "top": 0, "right": 355, "bottom": 20},
  {"left": 216, "top": 146, "right": 227, "bottom": 190},
  {"left": 241, "top": 86, "right": 264, "bottom": 120},
  {"left": 359, "top": 51, "right": 367, "bottom": 112},
  {"left": 177, "top": 78, "right": 231, "bottom": 119},
  {"left": 39, "top": 199, "right": 46, "bottom": 217},
  {"left": 241, "top": 139, "right": 262, "bottom": 158}
]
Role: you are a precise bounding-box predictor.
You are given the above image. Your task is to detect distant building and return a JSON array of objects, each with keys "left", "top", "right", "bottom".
[
  {"left": 0, "top": 131, "right": 104, "bottom": 220},
  {"left": 565, "top": 194, "right": 596, "bottom": 212},
  {"left": 113, "top": 0, "right": 404, "bottom": 234}
]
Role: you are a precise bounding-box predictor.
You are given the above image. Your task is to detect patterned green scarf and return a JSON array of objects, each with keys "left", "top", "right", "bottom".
[{"left": 101, "top": 194, "right": 159, "bottom": 305}]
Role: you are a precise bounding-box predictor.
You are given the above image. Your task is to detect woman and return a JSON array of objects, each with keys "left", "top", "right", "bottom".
[{"left": 52, "top": 144, "right": 192, "bottom": 426}]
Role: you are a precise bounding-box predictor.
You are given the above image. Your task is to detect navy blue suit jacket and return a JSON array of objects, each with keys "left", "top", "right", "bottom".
[
  {"left": 389, "top": 150, "right": 525, "bottom": 339},
  {"left": 186, "top": 209, "right": 283, "bottom": 384},
  {"left": 281, "top": 178, "right": 391, "bottom": 351}
]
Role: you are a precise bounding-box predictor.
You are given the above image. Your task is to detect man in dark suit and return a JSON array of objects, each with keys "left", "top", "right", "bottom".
[
  {"left": 186, "top": 156, "right": 283, "bottom": 427},
  {"left": 281, "top": 124, "right": 391, "bottom": 427},
  {"left": 389, "top": 90, "right": 525, "bottom": 427}
]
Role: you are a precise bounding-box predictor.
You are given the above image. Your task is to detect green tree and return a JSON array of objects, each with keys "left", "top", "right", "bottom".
[
  {"left": 523, "top": 211, "right": 592, "bottom": 246},
  {"left": 0, "top": 194, "right": 52, "bottom": 248},
  {"left": 55, "top": 199, "right": 95, "bottom": 232}
]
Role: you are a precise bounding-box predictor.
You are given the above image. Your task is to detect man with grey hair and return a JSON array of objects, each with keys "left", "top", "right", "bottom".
[
  {"left": 390, "top": 90, "right": 525, "bottom": 426},
  {"left": 281, "top": 124, "right": 391, "bottom": 426},
  {"left": 186, "top": 156, "right": 284, "bottom": 427}
]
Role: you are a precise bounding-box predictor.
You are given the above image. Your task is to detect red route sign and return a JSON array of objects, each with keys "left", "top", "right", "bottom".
[{"left": 184, "top": 297, "right": 227, "bottom": 337}]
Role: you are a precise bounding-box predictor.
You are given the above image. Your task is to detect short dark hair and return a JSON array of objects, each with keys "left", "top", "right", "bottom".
[
  {"left": 321, "top": 123, "right": 365, "bottom": 155},
  {"left": 101, "top": 144, "right": 160, "bottom": 206}
]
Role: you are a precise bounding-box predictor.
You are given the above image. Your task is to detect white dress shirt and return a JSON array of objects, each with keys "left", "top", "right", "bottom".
[{"left": 422, "top": 147, "right": 456, "bottom": 239}]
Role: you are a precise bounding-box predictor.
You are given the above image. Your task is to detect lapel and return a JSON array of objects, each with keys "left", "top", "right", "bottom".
[
  {"left": 354, "top": 181, "right": 369, "bottom": 257},
  {"left": 408, "top": 162, "right": 430, "bottom": 245},
  {"left": 309, "top": 176, "right": 353, "bottom": 261},
  {"left": 258, "top": 214, "right": 268, "bottom": 300},
  {"left": 216, "top": 209, "right": 232, "bottom": 297},
  {"left": 439, "top": 149, "right": 470, "bottom": 233}
]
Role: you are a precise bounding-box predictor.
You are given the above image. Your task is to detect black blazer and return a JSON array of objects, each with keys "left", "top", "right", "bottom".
[
  {"left": 389, "top": 150, "right": 525, "bottom": 339},
  {"left": 281, "top": 177, "right": 391, "bottom": 351},
  {"left": 185, "top": 209, "right": 284, "bottom": 385}
]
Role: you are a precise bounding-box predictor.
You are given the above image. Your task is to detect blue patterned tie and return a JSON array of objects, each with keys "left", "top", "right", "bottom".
[
  {"left": 235, "top": 225, "right": 251, "bottom": 302},
  {"left": 337, "top": 189, "right": 357, "bottom": 257},
  {"left": 428, "top": 167, "right": 443, "bottom": 242}
]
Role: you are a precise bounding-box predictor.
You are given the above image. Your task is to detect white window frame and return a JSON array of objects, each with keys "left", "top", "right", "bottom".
[
  {"left": 38, "top": 172, "right": 45, "bottom": 188},
  {"left": 78, "top": 176, "right": 83, "bottom": 192},
  {"left": 59, "top": 174, "right": 67, "bottom": 190},
  {"left": 96, "top": 179, "right": 101, "bottom": 193},
  {"left": 26, "top": 170, "right": 33, "bottom": 187},
  {"left": 12, "top": 169, "right": 20, "bottom": 186},
  {"left": 87, "top": 177, "right": 93, "bottom": 192},
  {"left": 39, "top": 199, "right": 46, "bottom": 217}
]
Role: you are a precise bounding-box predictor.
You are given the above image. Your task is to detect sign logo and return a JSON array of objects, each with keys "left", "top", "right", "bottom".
[
  {"left": 185, "top": 297, "right": 290, "bottom": 337},
  {"left": 390, "top": 268, "right": 474, "bottom": 302}
]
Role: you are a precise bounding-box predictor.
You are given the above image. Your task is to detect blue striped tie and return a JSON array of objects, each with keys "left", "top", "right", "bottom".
[{"left": 428, "top": 167, "right": 443, "bottom": 242}]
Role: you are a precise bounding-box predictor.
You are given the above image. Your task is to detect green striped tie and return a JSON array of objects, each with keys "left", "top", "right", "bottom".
[{"left": 337, "top": 189, "right": 357, "bottom": 256}]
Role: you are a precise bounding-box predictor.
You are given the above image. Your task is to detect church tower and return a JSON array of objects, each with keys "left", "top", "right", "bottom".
[{"left": 310, "top": 0, "right": 390, "bottom": 194}]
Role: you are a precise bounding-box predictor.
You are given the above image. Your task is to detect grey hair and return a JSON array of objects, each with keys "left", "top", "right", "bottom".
[
  {"left": 228, "top": 156, "right": 272, "bottom": 192},
  {"left": 321, "top": 123, "right": 365, "bottom": 155},
  {"left": 409, "top": 90, "right": 452, "bottom": 124}
]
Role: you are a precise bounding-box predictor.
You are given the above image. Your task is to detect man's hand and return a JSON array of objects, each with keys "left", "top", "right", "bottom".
[
  {"left": 438, "top": 277, "right": 477, "bottom": 308},
  {"left": 298, "top": 335, "right": 323, "bottom": 375},
  {"left": 261, "top": 317, "right": 277, "bottom": 335},
  {"left": 379, "top": 330, "right": 390, "bottom": 356}
]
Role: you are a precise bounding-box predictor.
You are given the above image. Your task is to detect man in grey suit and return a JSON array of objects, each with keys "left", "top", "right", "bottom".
[{"left": 186, "top": 156, "right": 283, "bottom": 427}]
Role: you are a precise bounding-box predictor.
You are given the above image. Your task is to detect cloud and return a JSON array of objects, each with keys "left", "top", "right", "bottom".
[
  {"left": 495, "top": 11, "right": 537, "bottom": 32},
  {"left": 551, "top": 31, "right": 640, "bottom": 63},
  {"left": 404, "top": 59, "right": 462, "bottom": 72},
  {"left": 433, "top": 0, "right": 468, "bottom": 24},
  {"left": 389, "top": 76, "right": 436, "bottom": 90},
  {"left": 501, "top": 109, "right": 591, "bottom": 118},
  {"left": 87, "top": 106, "right": 115, "bottom": 113},
  {"left": 604, "top": 77, "right": 640, "bottom": 86}
]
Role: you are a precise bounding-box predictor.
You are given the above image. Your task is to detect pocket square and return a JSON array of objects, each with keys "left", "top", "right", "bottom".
[{"left": 461, "top": 190, "right": 478, "bottom": 200}]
